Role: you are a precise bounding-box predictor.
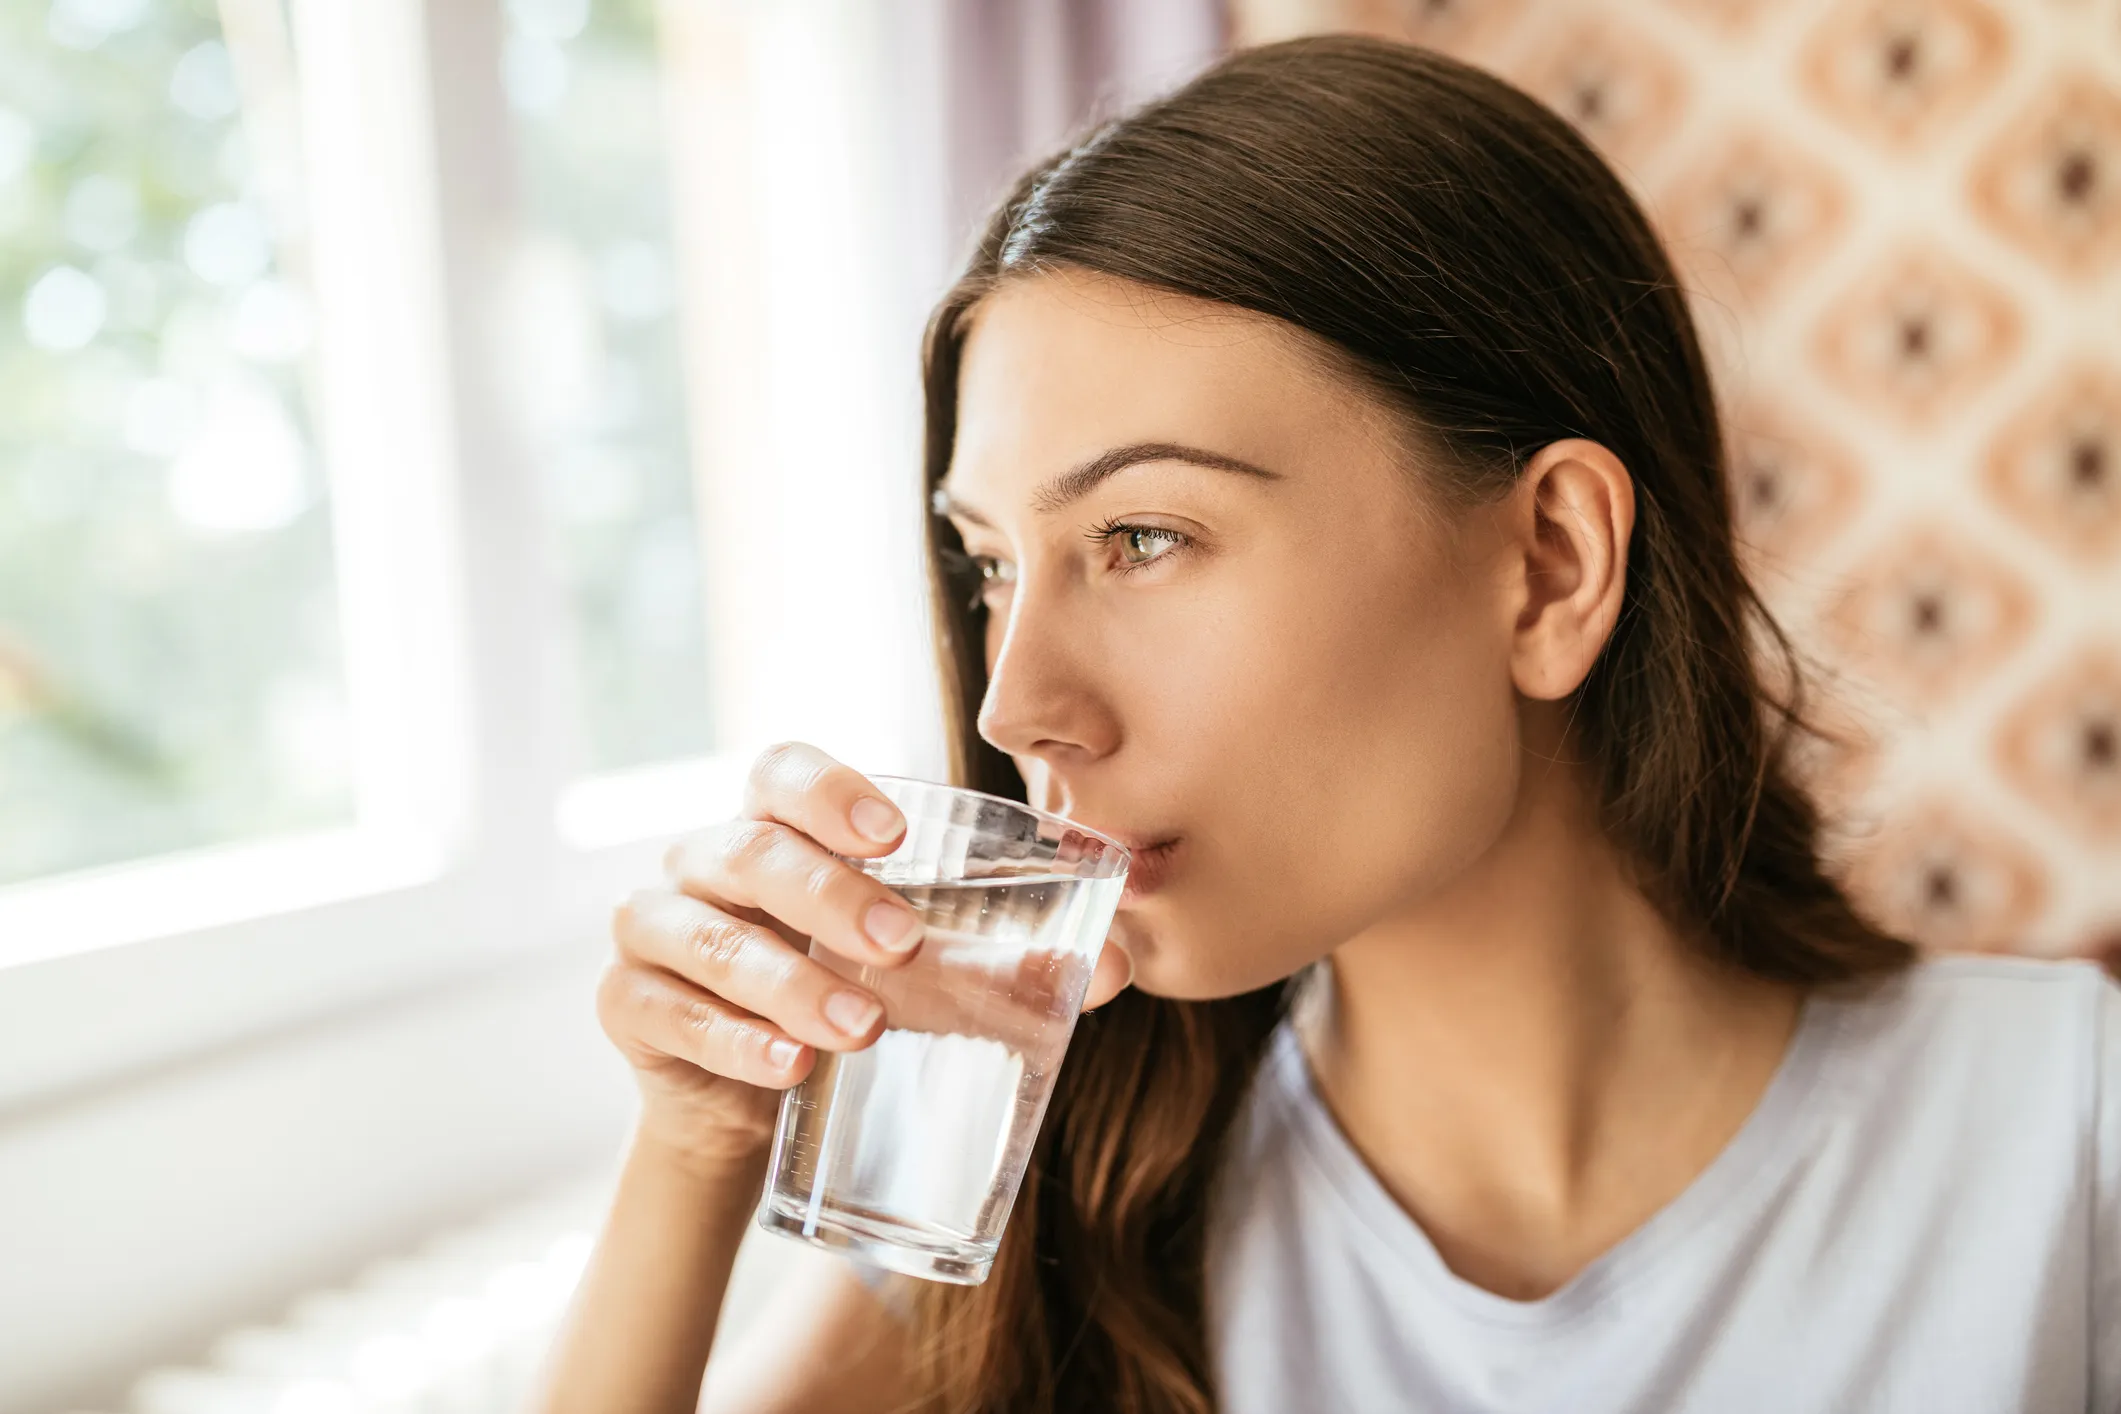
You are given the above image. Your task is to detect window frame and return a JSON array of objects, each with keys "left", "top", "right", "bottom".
[
  {"left": 0, "top": 0, "right": 761, "bottom": 1111},
  {"left": 0, "top": 0, "right": 955, "bottom": 1114}
]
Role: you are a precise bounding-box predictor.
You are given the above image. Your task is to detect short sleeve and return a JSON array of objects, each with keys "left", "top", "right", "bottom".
[{"left": 2093, "top": 974, "right": 2121, "bottom": 1414}]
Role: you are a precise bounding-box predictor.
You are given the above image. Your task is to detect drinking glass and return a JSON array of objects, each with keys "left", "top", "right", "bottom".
[{"left": 756, "top": 775, "right": 1131, "bottom": 1284}]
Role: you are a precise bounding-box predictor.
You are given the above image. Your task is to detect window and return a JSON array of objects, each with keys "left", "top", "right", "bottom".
[
  {"left": 0, "top": 0, "right": 352, "bottom": 886},
  {"left": 0, "top": 0, "right": 941, "bottom": 1106},
  {"left": 499, "top": 0, "right": 716, "bottom": 774}
]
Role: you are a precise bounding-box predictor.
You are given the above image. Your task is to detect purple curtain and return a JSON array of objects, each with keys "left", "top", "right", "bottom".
[{"left": 940, "top": 0, "right": 1228, "bottom": 254}]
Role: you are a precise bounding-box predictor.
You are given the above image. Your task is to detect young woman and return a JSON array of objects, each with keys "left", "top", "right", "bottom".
[{"left": 539, "top": 36, "right": 2120, "bottom": 1414}]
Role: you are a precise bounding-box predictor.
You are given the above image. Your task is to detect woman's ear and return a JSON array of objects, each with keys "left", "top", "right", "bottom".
[{"left": 1503, "top": 438, "right": 1634, "bottom": 702}]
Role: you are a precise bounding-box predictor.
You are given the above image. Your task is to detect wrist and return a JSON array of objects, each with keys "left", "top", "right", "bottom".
[{"left": 627, "top": 1117, "right": 773, "bottom": 1188}]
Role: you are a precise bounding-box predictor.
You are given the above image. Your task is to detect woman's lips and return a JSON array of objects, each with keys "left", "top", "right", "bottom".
[{"left": 1113, "top": 835, "right": 1181, "bottom": 901}]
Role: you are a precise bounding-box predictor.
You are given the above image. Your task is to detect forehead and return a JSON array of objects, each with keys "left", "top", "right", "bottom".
[{"left": 948, "top": 270, "right": 1395, "bottom": 499}]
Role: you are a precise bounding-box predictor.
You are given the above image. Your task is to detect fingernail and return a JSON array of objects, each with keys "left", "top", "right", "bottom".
[
  {"left": 766, "top": 1038, "right": 803, "bottom": 1070},
  {"left": 824, "top": 989, "right": 883, "bottom": 1037},
  {"left": 865, "top": 900, "right": 921, "bottom": 953},
  {"left": 850, "top": 796, "right": 903, "bottom": 845}
]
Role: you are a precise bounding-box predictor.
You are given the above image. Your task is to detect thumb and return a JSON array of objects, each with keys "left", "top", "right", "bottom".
[{"left": 1081, "top": 936, "right": 1134, "bottom": 1011}]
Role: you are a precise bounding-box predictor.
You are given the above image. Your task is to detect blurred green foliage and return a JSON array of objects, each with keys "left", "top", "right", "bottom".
[
  {"left": 0, "top": 0, "right": 715, "bottom": 889},
  {"left": 0, "top": 0, "right": 352, "bottom": 886}
]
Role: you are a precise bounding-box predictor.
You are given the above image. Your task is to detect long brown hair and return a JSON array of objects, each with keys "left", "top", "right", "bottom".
[{"left": 908, "top": 35, "right": 1914, "bottom": 1414}]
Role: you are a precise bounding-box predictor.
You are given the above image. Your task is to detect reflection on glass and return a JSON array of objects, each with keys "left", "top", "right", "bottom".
[
  {"left": 501, "top": 0, "right": 715, "bottom": 774},
  {"left": 0, "top": 0, "right": 352, "bottom": 886}
]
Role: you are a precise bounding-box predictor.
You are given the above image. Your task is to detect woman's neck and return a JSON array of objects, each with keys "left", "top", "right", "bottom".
[{"left": 1305, "top": 743, "right": 1802, "bottom": 1302}]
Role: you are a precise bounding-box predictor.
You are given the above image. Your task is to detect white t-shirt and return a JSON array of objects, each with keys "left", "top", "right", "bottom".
[{"left": 1207, "top": 956, "right": 2121, "bottom": 1414}]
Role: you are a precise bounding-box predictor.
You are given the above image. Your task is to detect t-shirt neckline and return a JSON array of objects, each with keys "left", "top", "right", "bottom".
[{"left": 1260, "top": 985, "right": 1848, "bottom": 1329}]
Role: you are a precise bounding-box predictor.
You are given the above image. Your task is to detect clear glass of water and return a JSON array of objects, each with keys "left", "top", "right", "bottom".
[{"left": 756, "top": 775, "right": 1131, "bottom": 1284}]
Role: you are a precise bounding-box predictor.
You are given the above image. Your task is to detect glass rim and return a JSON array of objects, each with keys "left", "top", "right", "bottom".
[{"left": 862, "top": 773, "right": 1133, "bottom": 863}]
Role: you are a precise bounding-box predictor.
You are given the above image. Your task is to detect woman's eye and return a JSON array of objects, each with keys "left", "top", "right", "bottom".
[
  {"left": 974, "top": 556, "right": 1016, "bottom": 594},
  {"left": 937, "top": 546, "right": 1015, "bottom": 613},
  {"left": 1119, "top": 527, "right": 1170, "bottom": 568},
  {"left": 944, "top": 523, "right": 1184, "bottom": 612},
  {"left": 1109, "top": 525, "right": 1185, "bottom": 568}
]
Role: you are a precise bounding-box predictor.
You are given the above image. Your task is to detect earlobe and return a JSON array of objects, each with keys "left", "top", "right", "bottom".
[{"left": 1507, "top": 439, "right": 1635, "bottom": 702}]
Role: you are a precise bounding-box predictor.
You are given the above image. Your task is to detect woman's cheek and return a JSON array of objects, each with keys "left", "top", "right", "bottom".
[
  {"left": 1231, "top": 597, "right": 1520, "bottom": 952},
  {"left": 1328, "top": 606, "right": 1525, "bottom": 903}
]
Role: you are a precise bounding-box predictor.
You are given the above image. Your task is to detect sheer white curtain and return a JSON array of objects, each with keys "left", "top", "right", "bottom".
[{"left": 653, "top": 0, "right": 1225, "bottom": 782}]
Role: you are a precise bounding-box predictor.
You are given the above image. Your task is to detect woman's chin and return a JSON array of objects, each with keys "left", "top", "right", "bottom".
[{"left": 1116, "top": 925, "right": 1288, "bottom": 1002}]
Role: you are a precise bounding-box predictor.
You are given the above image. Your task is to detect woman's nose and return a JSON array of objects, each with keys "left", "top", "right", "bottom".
[{"left": 974, "top": 597, "right": 1121, "bottom": 768}]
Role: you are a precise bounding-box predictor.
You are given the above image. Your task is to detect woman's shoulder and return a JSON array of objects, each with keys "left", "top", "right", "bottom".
[
  {"left": 1222, "top": 955, "right": 2121, "bottom": 1208},
  {"left": 1816, "top": 954, "right": 2121, "bottom": 1406},
  {"left": 1808, "top": 953, "right": 2119, "bottom": 1177},
  {"left": 1879, "top": 949, "right": 2117, "bottom": 1003},
  {"left": 1213, "top": 953, "right": 2121, "bottom": 1218},
  {"left": 1820, "top": 952, "right": 2117, "bottom": 1076}
]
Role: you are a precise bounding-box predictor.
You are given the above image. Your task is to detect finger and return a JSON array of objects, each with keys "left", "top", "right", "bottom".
[
  {"left": 879, "top": 948, "right": 1100, "bottom": 1052},
  {"left": 1083, "top": 938, "right": 1134, "bottom": 1011},
  {"left": 615, "top": 888, "right": 886, "bottom": 1051},
  {"left": 742, "top": 741, "right": 907, "bottom": 859},
  {"left": 598, "top": 962, "right": 815, "bottom": 1089},
  {"left": 665, "top": 819, "right": 926, "bottom": 970},
  {"left": 703, "top": 898, "right": 806, "bottom": 950}
]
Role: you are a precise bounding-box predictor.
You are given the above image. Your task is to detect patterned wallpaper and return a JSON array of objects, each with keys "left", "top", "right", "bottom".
[{"left": 1230, "top": 0, "right": 2121, "bottom": 959}]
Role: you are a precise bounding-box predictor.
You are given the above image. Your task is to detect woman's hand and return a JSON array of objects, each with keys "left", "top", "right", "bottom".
[{"left": 600, "top": 742, "right": 928, "bottom": 1171}]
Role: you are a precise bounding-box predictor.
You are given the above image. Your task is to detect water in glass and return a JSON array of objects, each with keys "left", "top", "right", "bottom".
[{"left": 760, "top": 869, "right": 1124, "bottom": 1283}]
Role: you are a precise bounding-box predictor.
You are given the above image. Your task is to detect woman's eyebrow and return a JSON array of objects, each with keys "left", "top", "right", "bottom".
[{"left": 934, "top": 441, "right": 1283, "bottom": 527}]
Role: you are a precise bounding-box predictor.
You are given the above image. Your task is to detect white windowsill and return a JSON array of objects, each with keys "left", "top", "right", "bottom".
[
  {"left": 0, "top": 758, "right": 744, "bottom": 1116},
  {"left": 555, "top": 752, "right": 748, "bottom": 852},
  {"left": 0, "top": 825, "right": 452, "bottom": 972}
]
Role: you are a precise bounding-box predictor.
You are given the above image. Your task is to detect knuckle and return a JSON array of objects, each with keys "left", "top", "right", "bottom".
[
  {"left": 676, "top": 993, "right": 726, "bottom": 1045},
  {"left": 687, "top": 912, "right": 752, "bottom": 978},
  {"left": 609, "top": 887, "right": 657, "bottom": 945},
  {"left": 803, "top": 856, "right": 846, "bottom": 907},
  {"left": 760, "top": 739, "right": 838, "bottom": 802},
  {"left": 750, "top": 740, "right": 811, "bottom": 792},
  {"left": 594, "top": 964, "right": 622, "bottom": 1018},
  {"left": 721, "top": 819, "right": 784, "bottom": 875},
  {"left": 762, "top": 948, "right": 809, "bottom": 995},
  {"left": 595, "top": 962, "right": 643, "bottom": 1035}
]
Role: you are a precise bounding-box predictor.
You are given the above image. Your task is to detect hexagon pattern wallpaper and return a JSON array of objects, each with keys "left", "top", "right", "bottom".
[{"left": 1233, "top": 0, "right": 2120, "bottom": 958}]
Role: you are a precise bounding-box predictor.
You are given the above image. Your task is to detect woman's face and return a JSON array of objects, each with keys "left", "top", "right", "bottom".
[{"left": 939, "top": 270, "right": 1526, "bottom": 1000}]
